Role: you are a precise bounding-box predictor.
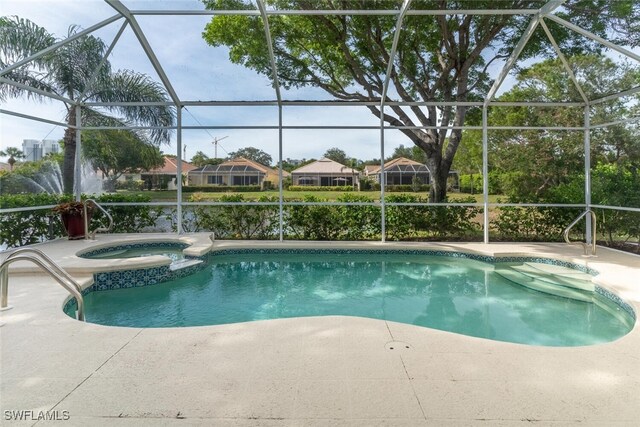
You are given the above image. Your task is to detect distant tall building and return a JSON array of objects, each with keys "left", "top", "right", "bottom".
[{"left": 22, "top": 139, "right": 60, "bottom": 162}]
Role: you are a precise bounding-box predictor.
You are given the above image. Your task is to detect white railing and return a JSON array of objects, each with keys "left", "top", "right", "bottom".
[
  {"left": 0, "top": 247, "right": 85, "bottom": 321},
  {"left": 83, "top": 198, "right": 113, "bottom": 240},
  {"left": 563, "top": 209, "right": 597, "bottom": 256}
]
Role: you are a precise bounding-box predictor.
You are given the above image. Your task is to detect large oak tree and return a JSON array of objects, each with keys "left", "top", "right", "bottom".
[{"left": 202, "top": 0, "right": 637, "bottom": 201}]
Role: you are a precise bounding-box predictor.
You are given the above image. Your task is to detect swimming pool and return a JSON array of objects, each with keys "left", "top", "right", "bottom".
[{"left": 66, "top": 250, "right": 634, "bottom": 346}]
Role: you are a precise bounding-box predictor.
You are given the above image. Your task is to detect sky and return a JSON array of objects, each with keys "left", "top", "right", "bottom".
[{"left": 1, "top": 0, "right": 633, "bottom": 165}]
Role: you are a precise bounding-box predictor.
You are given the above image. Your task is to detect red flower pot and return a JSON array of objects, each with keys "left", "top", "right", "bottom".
[{"left": 61, "top": 212, "right": 90, "bottom": 240}]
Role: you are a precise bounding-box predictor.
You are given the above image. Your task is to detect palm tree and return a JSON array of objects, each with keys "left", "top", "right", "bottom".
[
  {"left": 0, "top": 16, "right": 175, "bottom": 193},
  {"left": 0, "top": 146, "right": 25, "bottom": 170}
]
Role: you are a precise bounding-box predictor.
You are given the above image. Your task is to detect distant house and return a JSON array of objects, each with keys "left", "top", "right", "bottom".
[
  {"left": 291, "top": 157, "right": 359, "bottom": 188},
  {"left": 0, "top": 161, "right": 11, "bottom": 172},
  {"left": 128, "top": 156, "right": 197, "bottom": 190},
  {"left": 188, "top": 157, "right": 289, "bottom": 188},
  {"left": 364, "top": 157, "right": 431, "bottom": 185}
]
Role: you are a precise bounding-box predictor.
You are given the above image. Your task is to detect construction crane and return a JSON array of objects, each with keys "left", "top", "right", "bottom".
[{"left": 212, "top": 136, "right": 229, "bottom": 159}]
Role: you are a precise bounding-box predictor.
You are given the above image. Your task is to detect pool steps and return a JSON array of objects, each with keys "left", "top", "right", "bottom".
[
  {"left": 169, "top": 259, "right": 204, "bottom": 272},
  {"left": 495, "top": 262, "right": 595, "bottom": 303}
]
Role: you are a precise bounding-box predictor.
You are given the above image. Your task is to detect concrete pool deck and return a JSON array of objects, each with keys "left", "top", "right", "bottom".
[{"left": 1, "top": 235, "right": 639, "bottom": 425}]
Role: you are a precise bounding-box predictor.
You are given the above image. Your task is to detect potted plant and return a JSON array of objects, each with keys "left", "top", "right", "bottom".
[{"left": 53, "top": 201, "right": 92, "bottom": 240}]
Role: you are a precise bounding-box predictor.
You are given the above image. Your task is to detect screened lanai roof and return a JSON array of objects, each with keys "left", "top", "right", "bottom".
[
  {"left": 2, "top": 0, "right": 639, "bottom": 108},
  {"left": 367, "top": 158, "right": 431, "bottom": 175},
  {"left": 1, "top": 0, "right": 638, "bottom": 242},
  {"left": 191, "top": 164, "right": 265, "bottom": 175},
  {"left": 190, "top": 157, "right": 288, "bottom": 176}
]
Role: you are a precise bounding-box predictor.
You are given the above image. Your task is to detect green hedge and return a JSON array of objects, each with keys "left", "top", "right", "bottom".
[
  {"left": 182, "top": 185, "right": 261, "bottom": 193},
  {"left": 385, "top": 194, "right": 481, "bottom": 240},
  {"left": 288, "top": 185, "right": 354, "bottom": 192},
  {"left": 92, "top": 194, "right": 163, "bottom": 234},
  {"left": 178, "top": 194, "right": 280, "bottom": 239},
  {"left": 0, "top": 194, "right": 68, "bottom": 247},
  {"left": 286, "top": 194, "right": 380, "bottom": 240}
]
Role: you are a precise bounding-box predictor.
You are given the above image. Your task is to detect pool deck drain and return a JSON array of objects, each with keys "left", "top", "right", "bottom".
[
  {"left": 385, "top": 341, "right": 412, "bottom": 351},
  {"left": 2, "top": 235, "right": 640, "bottom": 425}
]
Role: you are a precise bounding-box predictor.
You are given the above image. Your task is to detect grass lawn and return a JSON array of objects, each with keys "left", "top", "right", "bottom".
[{"left": 120, "top": 189, "right": 501, "bottom": 203}]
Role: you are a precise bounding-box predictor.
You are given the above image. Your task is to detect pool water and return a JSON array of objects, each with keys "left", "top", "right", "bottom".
[{"left": 70, "top": 253, "right": 634, "bottom": 346}]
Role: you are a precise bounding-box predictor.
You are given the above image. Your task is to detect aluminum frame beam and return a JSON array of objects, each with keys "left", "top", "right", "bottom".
[
  {"left": 256, "top": 0, "right": 282, "bottom": 104},
  {"left": 76, "top": 124, "right": 586, "bottom": 131},
  {"left": 380, "top": 0, "right": 413, "bottom": 105},
  {"left": 482, "top": 106, "right": 489, "bottom": 243},
  {"left": 105, "top": 0, "right": 181, "bottom": 105},
  {"left": 584, "top": 105, "right": 592, "bottom": 243},
  {"left": 539, "top": 19, "right": 589, "bottom": 104},
  {"left": 79, "top": 20, "right": 129, "bottom": 99},
  {"left": 590, "top": 86, "right": 640, "bottom": 105},
  {"left": 82, "top": 100, "right": 586, "bottom": 107},
  {"left": 538, "top": 0, "right": 567, "bottom": 15},
  {"left": 130, "top": 9, "right": 540, "bottom": 17},
  {"left": 590, "top": 116, "right": 640, "bottom": 128},
  {"left": 593, "top": 205, "right": 640, "bottom": 213},
  {"left": 379, "top": 0, "right": 413, "bottom": 242},
  {"left": 176, "top": 107, "right": 183, "bottom": 234},
  {"left": 73, "top": 106, "right": 82, "bottom": 201},
  {"left": 0, "top": 77, "right": 74, "bottom": 105},
  {"left": 0, "top": 109, "right": 73, "bottom": 128},
  {"left": 545, "top": 14, "right": 640, "bottom": 63},
  {"left": 484, "top": 15, "right": 540, "bottom": 105}
]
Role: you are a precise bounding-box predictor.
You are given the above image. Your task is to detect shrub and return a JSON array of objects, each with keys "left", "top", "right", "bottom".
[
  {"left": 491, "top": 204, "right": 581, "bottom": 241},
  {"left": 385, "top": 194, "right": 481, "bottom": 240},
  {"left": 182, "top": 185, "right": 261, "bottom": 193},
  {"left": 282, "top": 176, "right": 292, "bottom": 190},
  {"left": 184, "top": 194, "right": 279, "bottom": 239},
  {"left": 0, "top": 193, "right": 162, "bottom": 247},
  {"left": 335, "top": 193, "right": 380, "bottom": 240},
  {"left": 458, "top": 173, "right": 506, "bottom": 194},
  {"left": 458, "top": 174, "right": 483, "bottom": 194},
  {"left": 94, "top": 194, "right": 163, "bottom": 233},
  {"left": 0, "top": 194, "right": 67, "bottom": 247},
  {"left": 288, "top": 185, "right": 354, "bottom": 192},
  {"left": 115, "top": 178, "right": 144, "bottom": 191},
  {"left": 285, "top": 195, "right": 343, "bottom": 240},
  {"left": 359, "top": 178, "right": 373, "bottom": 191},
  {"left": 385, "top": 193, "right": 424, "bottom": 239}
]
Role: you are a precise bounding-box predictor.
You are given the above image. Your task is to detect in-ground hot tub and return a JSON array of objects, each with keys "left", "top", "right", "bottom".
[
  {"left": 78, "top": 241, "right": 188, "bottom": 262},
  {"left": 65, "top": 249, "right": 635, "bottom": 347}
]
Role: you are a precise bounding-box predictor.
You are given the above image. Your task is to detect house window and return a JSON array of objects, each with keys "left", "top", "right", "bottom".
[
  {"left": 232, "top": 175, "right": 259, "bottom": 186},
  {"left": 207, "top": 175, "right": 224, "bottom": 185}
]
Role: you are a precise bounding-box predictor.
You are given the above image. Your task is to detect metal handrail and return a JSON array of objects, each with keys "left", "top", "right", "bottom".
[
  {"left": 84, "top": 199, "right": 113, "bottom": 240},
  {"left": 563, "top": 209, "right": 597, "bottom": 256},
  {"left": 0, "top": 248, "right": 85, "bottom": 321}
]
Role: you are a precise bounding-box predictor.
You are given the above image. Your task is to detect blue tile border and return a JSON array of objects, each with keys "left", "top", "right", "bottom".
[
  {"left": 64, "top": 247, "right": 634, "bottom": 321},
  {"left": 595, "top": 286, "right": 636, "bottom": 321}
]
